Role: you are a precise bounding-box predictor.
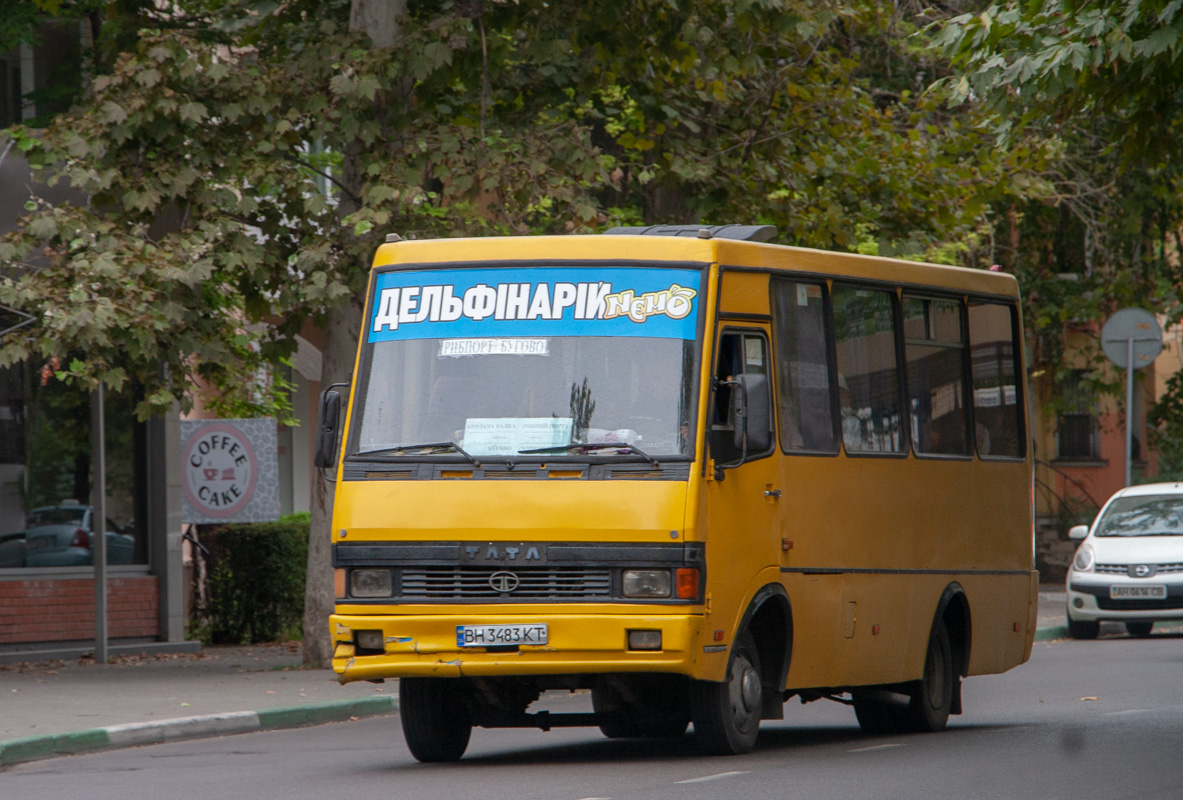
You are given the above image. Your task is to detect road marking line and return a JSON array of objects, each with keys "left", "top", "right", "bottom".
[
  {"left": 675, "top": 771, "right": 750, "bottom": 784},
  {"left": 849, "top": 743, "right": 905, "bottom": 752}
]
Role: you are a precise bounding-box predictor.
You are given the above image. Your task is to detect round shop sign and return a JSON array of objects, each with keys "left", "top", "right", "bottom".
[{"left": 182, "top": 423, "right": 260, "bottom": 519}]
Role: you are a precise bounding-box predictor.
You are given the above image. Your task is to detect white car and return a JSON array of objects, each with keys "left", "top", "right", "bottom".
[{"left": 1066, "top": 482, "right": 1183, "bottom": 639}]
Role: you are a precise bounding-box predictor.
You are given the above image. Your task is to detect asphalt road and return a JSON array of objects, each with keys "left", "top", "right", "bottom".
[{"left": 4, "top": 633, "right": 1182, "bottom": 800}]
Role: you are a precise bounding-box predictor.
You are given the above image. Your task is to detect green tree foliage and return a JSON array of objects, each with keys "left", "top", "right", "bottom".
[
  {"left": 0, "top": 1, "right": 1010, "bottom": 419},
  {"left": 937, "top": 2, "right": 1183, "bottom": 406},
  {"left": 3, "top": 0, "right": 1019, "bottom": 660}
]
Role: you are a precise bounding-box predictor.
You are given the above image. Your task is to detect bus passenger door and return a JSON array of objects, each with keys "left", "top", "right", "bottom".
[{"left": 705, "top": 328, "right": 782, "bottom": 646}]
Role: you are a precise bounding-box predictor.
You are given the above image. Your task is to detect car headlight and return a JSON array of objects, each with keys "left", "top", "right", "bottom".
[
  {"left": 1073, "top": 544, "right": 1095, "bottom": 573},
  {"left": 623, "top": 569, "right": 671, "bottom": 598}
]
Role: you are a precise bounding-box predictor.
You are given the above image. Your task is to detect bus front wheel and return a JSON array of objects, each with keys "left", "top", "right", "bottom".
[
  {"left": 690, "top": 629, "right": 763, "bottom": 755},
  {"left": 399, "top": 678, "right": 472, "bottom": 762}
]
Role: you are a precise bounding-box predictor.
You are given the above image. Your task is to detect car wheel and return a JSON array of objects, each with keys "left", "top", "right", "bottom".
[
  {"left": 1067, "top": 616, "right": 1100, "bottom": 640},
  {"left": 1125, "top": 621, "right": 1153, "bottom": 637},
  {"left": 399, "top": 678, "right": 472, "bottom": 762},
  {"left": 690, "top": 629, "right": 763, "bottom": 755}
]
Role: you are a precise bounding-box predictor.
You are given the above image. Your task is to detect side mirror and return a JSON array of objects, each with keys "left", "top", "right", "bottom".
[
  {"left": 1068, "top": 524, "right": 1089, "bottom": 541},
  {"left": 734, "top": 374, "right": 772, "bottom": 454},
  {"left": 313, "top": 389, "right": 342, "bottom": 469}
]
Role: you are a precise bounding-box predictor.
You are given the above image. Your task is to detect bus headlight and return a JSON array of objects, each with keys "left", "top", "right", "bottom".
[
  {"left": 350, "top": 568, "right": 394, "bottom": 598},
  {"left": 1073, "top": 545, "right": 1095, "bottom": 573},
  {"left": 623, "top": 569, "right": 672, "bottom": 598}
]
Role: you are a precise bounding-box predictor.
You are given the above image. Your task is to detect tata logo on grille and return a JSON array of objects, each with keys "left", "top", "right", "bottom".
[
  {"left": 489, "top": 571, "right": 521, "bottom": 593},
  {"left": 464, "top": 544, "right": 544, "bottom": 562}
]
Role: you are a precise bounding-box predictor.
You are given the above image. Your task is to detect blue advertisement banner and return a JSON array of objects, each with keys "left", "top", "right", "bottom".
[{"left": 367, "top": 267, "right": 702, "bottom": 342}]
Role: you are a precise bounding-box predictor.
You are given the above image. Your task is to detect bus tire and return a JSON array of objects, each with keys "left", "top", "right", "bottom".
[
  {"left": 903, "top": 618, "right": 955, "bottom": 733},
  {"left": 399, "top": 678, "right": 472, "bottom": 763},
  {"left": 690, "top": 629, "right": 762, "bottom": 755},
  {"left": 852, "top": 691, "right": 910, "bottom": 735},
  {"left": 1067, "top": 617, "right": 1099, "bottom": 640}
]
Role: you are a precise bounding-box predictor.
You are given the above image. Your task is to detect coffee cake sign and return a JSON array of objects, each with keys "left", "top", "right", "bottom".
[{"left": 181, "top": 419, "right": 278, "bottom": 524}]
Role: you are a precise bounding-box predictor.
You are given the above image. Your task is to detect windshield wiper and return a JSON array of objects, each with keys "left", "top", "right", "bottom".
[
  {"left": 518, "top": 441, "right": 660, "bottom": 467},
  {"left": 353, "top": 441, "right": 481, "bottom": 467}
]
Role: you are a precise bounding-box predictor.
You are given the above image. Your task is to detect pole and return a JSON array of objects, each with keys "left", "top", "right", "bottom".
[
  {"left": 92, "top": 382, "right": 108, "bottom": 663},
  {"left": 1125, "top": 339, "right": 1134, "bottom": 488}
]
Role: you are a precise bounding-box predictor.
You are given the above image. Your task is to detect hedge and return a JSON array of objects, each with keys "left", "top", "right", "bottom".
[{"left": 191, "top": 512, "right": 309, "bottom": 645}]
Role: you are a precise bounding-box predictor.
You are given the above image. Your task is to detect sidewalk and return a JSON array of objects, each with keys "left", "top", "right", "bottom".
[
  {"left": 1, "top": 586, "right": 1072, "bottom": 769},
  {"left": 0, "top": 641, "right": 395, "bottom": 767}
]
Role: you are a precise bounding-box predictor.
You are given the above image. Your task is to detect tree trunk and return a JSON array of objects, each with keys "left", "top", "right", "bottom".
[{"left": 302, "top": 0, "right": 406, "bottom": 669}]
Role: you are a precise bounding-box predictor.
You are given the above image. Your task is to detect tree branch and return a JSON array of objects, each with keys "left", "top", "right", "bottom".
[{"left": 283, "top": 151, "right": 362, "bottom": 207}]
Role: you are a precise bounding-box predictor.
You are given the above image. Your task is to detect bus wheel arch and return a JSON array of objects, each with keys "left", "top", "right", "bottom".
[
  {"left": 933, "top": 582, "right": 971, "bottom": 713},
  {"left": 735, "top": 583, "right": 793, "bottom": 720},
  {"left": 689, "top": 583, "right": 792, "bottom": 755}
]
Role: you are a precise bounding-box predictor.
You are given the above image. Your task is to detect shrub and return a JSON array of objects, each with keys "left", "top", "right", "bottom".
[{"left": 191, "top": 512, "right": 309, "bottom": 645}]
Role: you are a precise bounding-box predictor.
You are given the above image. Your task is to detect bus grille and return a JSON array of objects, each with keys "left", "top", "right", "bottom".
[{"left": 399, "top": 567, "right": 613, "bottom": 599}]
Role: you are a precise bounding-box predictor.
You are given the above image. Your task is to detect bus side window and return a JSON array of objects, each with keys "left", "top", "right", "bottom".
[
  {"left": 968, "top": 301, "right": 1024, "bottom": 457},
  {"left": 712, "top": 330, "right": 771, "bottom": 463},
  {"left": 832, "top": 285, "right": 905, "bottom": 454},
  {"left": 903, "top": 296, "right": 970, "bottom": 456},
  {"left": 772, "top": 280, "right": 837, "bottom": 453}
]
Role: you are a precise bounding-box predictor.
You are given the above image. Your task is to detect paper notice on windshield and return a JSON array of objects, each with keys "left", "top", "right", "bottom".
[
  {"left": 463, "top": 417, "right": 574, "bottom": 456},
  {"left": 439, "top": 338, "right": 549, "bottom": 357}
]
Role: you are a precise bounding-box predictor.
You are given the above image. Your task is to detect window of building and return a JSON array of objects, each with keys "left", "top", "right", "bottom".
[
  {"left": 1057, "top": 370, "right": 1100, "bottom": 460},
  {"left": 832, "top": 285, "right": 904, "bottom": 454},
  {"left": 903, "top": 296, "right": 969, "bottom": 456},
  {"left": 771, "top": 279, "right": 836, "bottom": 453}
]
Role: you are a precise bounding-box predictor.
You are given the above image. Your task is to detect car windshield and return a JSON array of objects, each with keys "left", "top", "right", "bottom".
[
  {"left": 348, "top": 264, "right": 703, "bottom": 460},
  {"left": 1095, "top": 495, "right": 1183, "bottom": 537},
  {"left": 351, "top": 336, "right": 696, "bottom": 458},
  {"left": 27, "top": 508, "right": 86, "bottom": 527}
]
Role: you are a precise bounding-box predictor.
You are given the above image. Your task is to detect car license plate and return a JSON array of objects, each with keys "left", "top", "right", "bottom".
[
  {"left": 1110, "top": 585, "right": 1167, "bottom": 599},
  {"left": 456, "top": 623, "right": 548, "bottom": 647}
]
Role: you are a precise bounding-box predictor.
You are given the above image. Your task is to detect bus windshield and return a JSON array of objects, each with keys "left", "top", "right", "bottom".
[
  {"left": 351, "top": 336, "right": 696, "bottom": 458},
  {"left": 349, "top": 264, "right": 704, "bottom": 459}
]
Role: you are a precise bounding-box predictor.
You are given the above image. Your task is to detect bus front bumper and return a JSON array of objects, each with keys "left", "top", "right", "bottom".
[{"left": 330, "top": 612, "right": 706, "bottom": 682}]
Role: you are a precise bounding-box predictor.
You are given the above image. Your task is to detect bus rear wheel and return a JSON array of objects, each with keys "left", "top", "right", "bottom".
[
  {"left": 855, "top": 619, "right": 956, "bottom": 735},
  {"left": 399, "top": 678, "right": 472, "bottom": 763},
  {"left": 852, "top": 691, "right": 910, "bottom": 735},
  {"left": 690, "top": 630, "right": 763, "bottom": 755},
  {"left": 903, "top": 618, "right": 955, "bottom": 732}
]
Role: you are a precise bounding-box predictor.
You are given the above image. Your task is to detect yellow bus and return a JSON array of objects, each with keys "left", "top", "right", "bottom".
[{"left": 317, "top": 225, "right": 1037, "bottom": 761}]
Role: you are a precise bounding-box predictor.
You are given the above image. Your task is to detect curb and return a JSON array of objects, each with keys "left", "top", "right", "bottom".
[
  {"left": 1034, "top": 625, "right": 1068, "bottom": 642},
  {"left": 0, "top": 695, "right": 397, "bottom": 769}
]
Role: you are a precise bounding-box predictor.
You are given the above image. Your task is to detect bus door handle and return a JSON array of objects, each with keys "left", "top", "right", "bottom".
[{"left": 764, "top": 488, "right": 781, "bottom": 499}]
